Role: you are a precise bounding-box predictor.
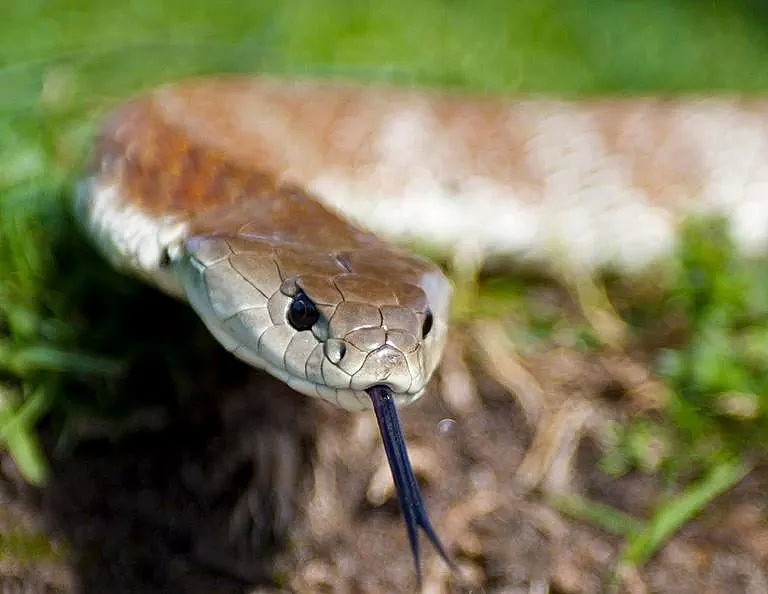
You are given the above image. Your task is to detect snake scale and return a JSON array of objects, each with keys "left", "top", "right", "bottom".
[{"left": 76, "top": 76, "right": 768, "bottom": 583}]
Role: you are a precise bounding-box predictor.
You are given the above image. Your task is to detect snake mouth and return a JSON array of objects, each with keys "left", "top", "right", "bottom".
[
  {"left": 366, "top": 384, "right": 455, "bottom": 585},
  {"left": 304, "top": 378, "right": 423, "bottom": 411}
]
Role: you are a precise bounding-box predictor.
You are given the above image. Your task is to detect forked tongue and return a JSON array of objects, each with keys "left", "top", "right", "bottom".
[{"left": 366, "top": 384, "right": 456, "bottom": 585}]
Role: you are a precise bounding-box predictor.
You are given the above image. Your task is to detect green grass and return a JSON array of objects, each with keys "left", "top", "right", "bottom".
[
  {"left": 600, "top": 218, "right": 768, "bottom": 474},
  {"left": 2, "top": 0, "right": 768, "bottom": 569},
  {"left": 662, "top": 219, "right": 768, "bottom": 452}
]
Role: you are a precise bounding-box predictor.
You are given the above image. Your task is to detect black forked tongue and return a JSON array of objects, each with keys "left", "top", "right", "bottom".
[{"left": 366, "top": 385, "right": 456, "bottom": 586}]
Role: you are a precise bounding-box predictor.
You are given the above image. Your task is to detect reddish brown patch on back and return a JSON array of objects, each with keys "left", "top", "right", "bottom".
[
  {"left": 92, "top": 96, "right": 279, "bottom": 219},
  {"left": 90, "top": 91, "right": 386, "bottom": 252}
]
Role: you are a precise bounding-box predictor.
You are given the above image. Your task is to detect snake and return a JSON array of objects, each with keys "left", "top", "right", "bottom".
[{"left": 75, "top": 76, "right": 768, "bottom": 583}]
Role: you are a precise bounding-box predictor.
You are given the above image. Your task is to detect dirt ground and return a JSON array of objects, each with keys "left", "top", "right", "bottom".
[{"left": 1, "top": 276, "right": 767, "bottom": 594}]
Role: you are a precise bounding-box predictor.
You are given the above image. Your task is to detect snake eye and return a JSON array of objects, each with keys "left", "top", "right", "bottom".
[
  {"left": 287, "top": 291, "right": 319, "bottom": 331},
  {"left": 421, "top": 309, "right": 434, "bottom": 339}
]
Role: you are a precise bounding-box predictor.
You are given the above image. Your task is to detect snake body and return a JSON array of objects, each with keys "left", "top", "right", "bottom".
[
  {"left": 81, "top": 78, "right": 768, "bottom": 278},
  {"left": 76, "top": 77, "right": 768, "bottom": 580}
]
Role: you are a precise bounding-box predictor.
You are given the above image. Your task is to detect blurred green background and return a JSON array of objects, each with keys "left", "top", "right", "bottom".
[{"left": 2, "top": 0, "right": 768, "bottom": 573}]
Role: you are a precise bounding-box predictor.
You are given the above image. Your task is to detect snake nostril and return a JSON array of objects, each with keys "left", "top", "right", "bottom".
[{"left": 324, "top": 339, "right": 347, "bottom": 364}]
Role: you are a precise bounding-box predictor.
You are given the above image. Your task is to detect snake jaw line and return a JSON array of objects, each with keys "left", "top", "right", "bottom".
[{"left": 366, "top": 384, "right": 456, "bottom": 586}]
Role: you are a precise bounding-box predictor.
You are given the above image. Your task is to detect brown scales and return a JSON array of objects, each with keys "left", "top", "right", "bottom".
[
  {"left": 93, "top": 97, "right": 281, "bottom": 221},
  {"left": 92, "top": 94, "right": 386, "bottom": 250}
]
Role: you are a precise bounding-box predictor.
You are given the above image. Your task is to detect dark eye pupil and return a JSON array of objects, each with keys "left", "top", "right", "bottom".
[
  {"left": 422, "top": 309, "right": 434, "bottom": 338},
  {"left": 287, "top": 291, "right": 319, "bottom": 331}
]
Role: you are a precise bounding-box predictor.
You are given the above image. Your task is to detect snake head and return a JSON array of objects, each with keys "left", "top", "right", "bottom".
[
  {"left": 179, "top": 235, "right": 452, "bottom": 411},
  {"left": 179, "top": 235, "right": 455, "bottom": 583}
]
